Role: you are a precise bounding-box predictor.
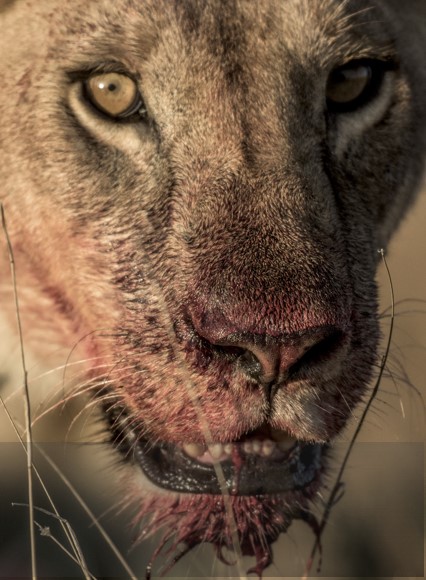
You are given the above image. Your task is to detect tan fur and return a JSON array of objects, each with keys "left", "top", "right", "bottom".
[{"left": 1, "top": 0, "right": 426, "bottom": 576}]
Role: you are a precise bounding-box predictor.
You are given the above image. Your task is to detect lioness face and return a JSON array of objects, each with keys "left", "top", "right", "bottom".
[{"left": 1, "top": 0, "right": 425, "bottom": 575}]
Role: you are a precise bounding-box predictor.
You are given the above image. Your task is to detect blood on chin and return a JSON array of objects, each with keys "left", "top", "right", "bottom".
[{"left": 129, "top": 486, "right": 316, "bottom": 578}]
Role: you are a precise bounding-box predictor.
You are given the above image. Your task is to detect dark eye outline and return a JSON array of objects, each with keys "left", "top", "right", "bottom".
[
  {"left": 68, "top": 65, "right": 147, "bottom": 122},
  {"left": 326, "top": 58, "right": 397, "bottom": 114}
]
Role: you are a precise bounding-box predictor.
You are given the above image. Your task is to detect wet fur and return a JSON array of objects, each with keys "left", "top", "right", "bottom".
[{"left": 1, "top": 0, "right": 426, "bottom": 576}]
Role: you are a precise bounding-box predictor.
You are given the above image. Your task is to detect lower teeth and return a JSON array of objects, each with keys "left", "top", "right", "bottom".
[{"left": 182, "top": 436, "right": 296, "bottom": 461}]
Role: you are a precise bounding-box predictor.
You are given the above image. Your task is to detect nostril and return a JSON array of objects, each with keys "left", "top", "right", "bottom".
[
  {"left": 239, "top": 349, "right": 263, "bottom": 380},
  {"left": 287, "top": 330, "right": 345, "bottom": 379},
  {"left": 211, "top": 344, "right": 247, "bottom": 363},
  {"left": 210, "top": 344, "right": 264, "bottom": 380}
]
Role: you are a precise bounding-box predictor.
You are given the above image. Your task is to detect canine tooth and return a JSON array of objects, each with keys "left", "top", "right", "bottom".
[
  {"left": 252, "top": 439, "right": 261, "bottom": 454},
  {"left": 243, "top": 441, "right": 253, "bottom": 454},
  {"left": 208, "top": 443, "right": 224, "bottom": 460},
  {"left": 183, "top": 443, "right": 205, "bottom": 459},
  {"left": 262, "top": 440, "right": 275, "bottom": 456},
  {"left": 224, "top": 443, "right": 233, "bottom": 456}
]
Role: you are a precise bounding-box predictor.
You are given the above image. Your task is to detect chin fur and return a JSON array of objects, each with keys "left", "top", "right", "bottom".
[{"left": 122, "top": 479, "right": 322, "bottom": 578}]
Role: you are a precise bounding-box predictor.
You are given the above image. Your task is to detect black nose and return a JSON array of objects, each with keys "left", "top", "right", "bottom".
[
  {"left": 189, "top": 304, "right": 346, "bottom": 396},
  {"left": 214, "top": 327, "right": 344, "bottom": 385}
]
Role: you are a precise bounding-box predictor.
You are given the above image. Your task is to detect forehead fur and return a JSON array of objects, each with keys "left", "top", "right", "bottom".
[{"left": 6, "top": 0, "right": 398, "bottom": 57}]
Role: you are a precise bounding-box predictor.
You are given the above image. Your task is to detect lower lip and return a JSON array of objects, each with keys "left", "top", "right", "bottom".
[{"left": 134, "top": 439, "right": 325, "bottom": 496}]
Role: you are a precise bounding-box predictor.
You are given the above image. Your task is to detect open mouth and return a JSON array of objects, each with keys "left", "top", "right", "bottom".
[{"left": 104, "top": 401, "right": 325, "bottom": 496}]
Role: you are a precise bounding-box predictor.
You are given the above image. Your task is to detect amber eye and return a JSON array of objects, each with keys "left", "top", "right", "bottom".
[
  {"left": 326, "top": 60, "right": 387, "bottom": 113},
  {"left": 84, "top": 72, "right": 144, "bottom": 119}
]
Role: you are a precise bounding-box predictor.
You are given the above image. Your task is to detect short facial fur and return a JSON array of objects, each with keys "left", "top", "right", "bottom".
[{"left": 1, "top": 0, "right": 426, "bottom": 575}]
